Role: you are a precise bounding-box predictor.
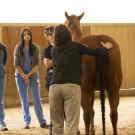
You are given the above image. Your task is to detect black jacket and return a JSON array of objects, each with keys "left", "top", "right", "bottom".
[{"left": 0, "top": 43, "right": 7, "bottom": 66}]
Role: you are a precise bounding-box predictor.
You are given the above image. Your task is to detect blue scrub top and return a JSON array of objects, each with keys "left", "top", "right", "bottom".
[
  {"left": 23, "top": 47, "right": 38, "bottom": 80},
  {"left": 23, "top": 47, "right": 31, "bottom": 74}
]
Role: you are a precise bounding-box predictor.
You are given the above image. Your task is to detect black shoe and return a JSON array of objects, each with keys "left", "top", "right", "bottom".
[
  {"left": 0, "top": 127, "right": 8, "bottom": 131},
  {"left": 24, "top": 125, "right": 30, "bottom": 129},
  {"left": 40, "top": 123, "right": 50, "bottom": 129},
  {"left": 49, "top": 123, "right": 52, "bottom": 135},
  {"left": 0, "top": 122, "right": 8, "bottom": 131},
  {"left": 49, "top": 130, "right": 52, "bottom": 135},
  {"left": 77, "top": 129, "right": 80, "bottom": 134}
]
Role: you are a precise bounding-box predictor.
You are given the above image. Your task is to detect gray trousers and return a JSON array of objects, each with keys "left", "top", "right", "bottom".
[{"left": 49, "top": 83, "right": 81, "bottom": 135}]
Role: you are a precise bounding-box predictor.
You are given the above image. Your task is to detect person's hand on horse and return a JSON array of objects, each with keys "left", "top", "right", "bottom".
[{"left": 101, "top": 41, "right": 113, "bottom": 50}]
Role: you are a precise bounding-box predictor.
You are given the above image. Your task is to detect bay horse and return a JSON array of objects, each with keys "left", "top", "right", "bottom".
[{"left": 64, "top": 11, "right": 123, "bottom": 135}]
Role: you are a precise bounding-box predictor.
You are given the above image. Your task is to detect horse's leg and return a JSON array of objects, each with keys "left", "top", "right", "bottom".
[
  {"left": 106, "top": 86, "right": 119, "bottom": 135},
  {"left": 81, "top": 91, "right": 90, "bottom": 135},
  {"left": 81, "top": 91, "right": 95, "bottom": 135},
  {"left": 89, "top": 91, "right": 95, "bottom": 135}
]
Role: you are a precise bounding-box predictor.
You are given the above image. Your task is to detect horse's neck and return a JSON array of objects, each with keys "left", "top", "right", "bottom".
[
  {"left": 71, "top": 29, "right": 82, "bottom": 42},
  {"left": 68, "top": 24, "right": 82, "bottom": 42}
]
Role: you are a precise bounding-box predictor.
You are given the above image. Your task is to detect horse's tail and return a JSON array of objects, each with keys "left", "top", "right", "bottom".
[
  {"left": 95, "top": 50, "right": 109, "bottom": 135},
  {"left": 99, "top": 75, "right": 106, "bottom": 135}
]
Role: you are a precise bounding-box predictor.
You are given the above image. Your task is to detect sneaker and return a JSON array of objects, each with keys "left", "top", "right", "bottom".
[
  {"left": 40, "top": 123, "right": 50, "bottom": 129},
  {"left": 24, "top": 124, "right": 30, "bottom": 129},
  {"left": 0, "top": 122, "right": 8, "bottom": 131}
]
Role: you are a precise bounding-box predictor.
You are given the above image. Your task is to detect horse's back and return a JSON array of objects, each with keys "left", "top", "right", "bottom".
[{"left": 80, "top": 34, "right": 123, "bottom": 90}]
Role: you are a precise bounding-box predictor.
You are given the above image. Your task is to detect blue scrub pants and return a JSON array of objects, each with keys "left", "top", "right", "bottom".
[{"left": 15, "top": 75, "right": 46, "bottom": 126}]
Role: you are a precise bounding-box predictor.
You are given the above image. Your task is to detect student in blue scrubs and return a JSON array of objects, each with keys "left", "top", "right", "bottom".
[
  {"left": 0, "top": 43, "right": 8, "bottom": 131},
  {"left": 14, "top": 28, "right": 49, "bottom": 129}
]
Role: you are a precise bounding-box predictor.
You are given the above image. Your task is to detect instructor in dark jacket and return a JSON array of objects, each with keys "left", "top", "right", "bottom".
[{"left": 49, "top": 24, "right": 113, "bottom": 135}]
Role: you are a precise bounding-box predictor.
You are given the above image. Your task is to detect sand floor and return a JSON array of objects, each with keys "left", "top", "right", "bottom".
[{"left": 0, "top": 96, "right": 135, "bottom": 135}]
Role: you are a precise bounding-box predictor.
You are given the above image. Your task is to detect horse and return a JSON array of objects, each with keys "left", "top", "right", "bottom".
[{"left": 64, "top": 11, "right": 123, "bottom": 135}]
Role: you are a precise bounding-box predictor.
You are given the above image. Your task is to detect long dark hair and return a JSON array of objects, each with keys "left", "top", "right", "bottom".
[
  {"left": 19, "top": 27, "right": 35, "bottom": 56},
  {"left": 54, "top": 24, "right": 72, "bottom": 45}
]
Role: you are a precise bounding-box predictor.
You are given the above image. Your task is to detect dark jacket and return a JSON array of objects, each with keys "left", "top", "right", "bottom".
[
  {"left": 0, "top": 43, "right": 7, "bottom": 78},
  {"left": 0, "top": 43, "right": 7, "bottom": 66},
  {"left": 43, "top": 44, "right": 53, "bottom": 89},
  {"left": 51, "top": 42, "right": 81, "bottom": 85}
]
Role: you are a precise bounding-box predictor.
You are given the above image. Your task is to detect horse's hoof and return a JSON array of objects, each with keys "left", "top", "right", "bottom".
[
  {"left": 91, "top": 132, "right": 95, "bottom": 135},
  {"left": 90, "top": 129, "right": 95, "bottom": 135}
]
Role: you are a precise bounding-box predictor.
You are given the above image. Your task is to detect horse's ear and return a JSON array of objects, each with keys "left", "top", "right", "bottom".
[
  {"left": 65, "top": 11, "right": 69, "bottom": 19},
  {"left": 78, "top": 12, "right": 85, "bottom": 20}
]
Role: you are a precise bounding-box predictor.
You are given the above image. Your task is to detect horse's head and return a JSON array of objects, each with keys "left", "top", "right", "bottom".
[
  {"left": 64, "top": 11, "right": 84, "bottom": 28},
  {"left": 64, "top": 11, "right": 84, "bottom": 41}
]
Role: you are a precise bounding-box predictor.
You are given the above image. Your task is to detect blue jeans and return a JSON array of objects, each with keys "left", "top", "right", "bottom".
[
  {"left": 15, "top": 75, "right": 46, "bottom": 126},
  {"left": 0, "top": 78, "right": 5, "bottom": 125}
]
